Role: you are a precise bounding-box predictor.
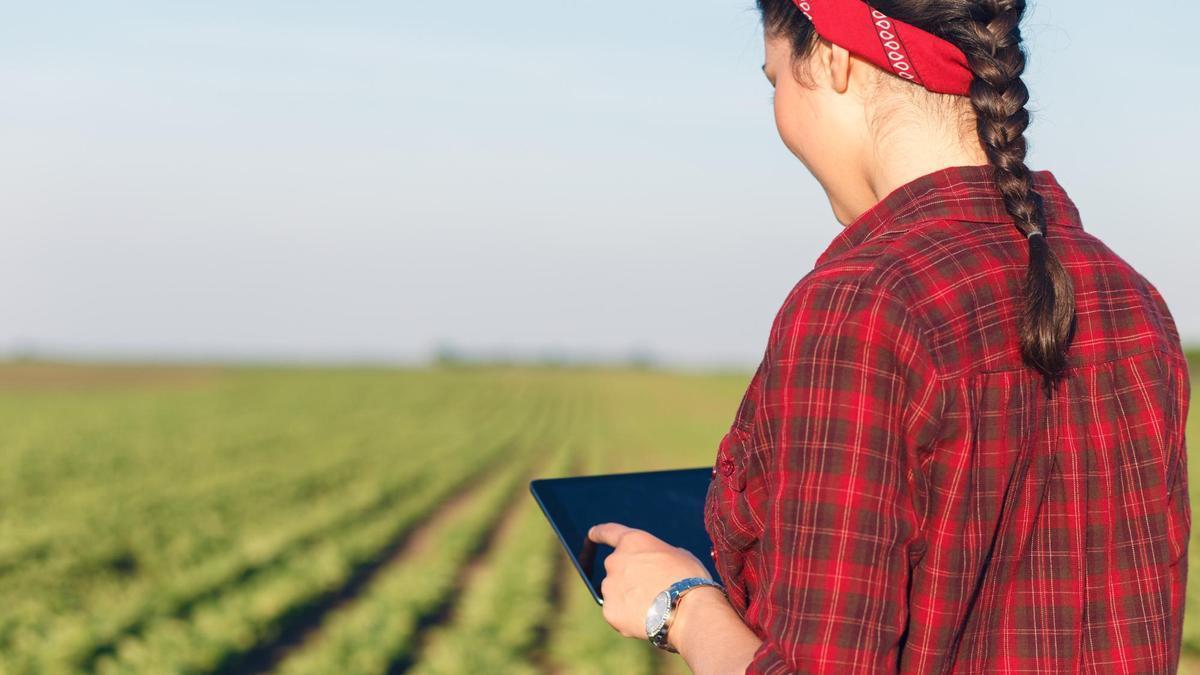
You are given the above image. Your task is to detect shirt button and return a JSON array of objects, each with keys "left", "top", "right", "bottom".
[{"left": 718, "top": 456, "right": 736, "bottom": 477}]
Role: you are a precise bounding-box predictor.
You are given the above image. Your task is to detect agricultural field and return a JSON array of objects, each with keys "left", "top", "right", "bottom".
[{"left": 0, "top": 359, "right": 1197, "bottom": 674}]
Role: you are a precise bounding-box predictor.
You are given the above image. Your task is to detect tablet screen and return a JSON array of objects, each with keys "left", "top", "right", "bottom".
[{"left": 529, "top": 467, "right": 720, "bottom": 604}]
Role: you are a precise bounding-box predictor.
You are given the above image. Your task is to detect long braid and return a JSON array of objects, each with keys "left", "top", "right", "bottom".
[{"left": 961, "top": 0, "right": 1076, "bottom": 395}]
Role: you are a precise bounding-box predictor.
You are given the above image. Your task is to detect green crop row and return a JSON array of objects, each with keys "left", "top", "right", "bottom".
[
  {"left": 408, "top": 439, "right": 575, "bottom": 675},
  {"left": 0, "top": 365, "right": 755, "bottom": 675},
  {"left": 543, "top": 393, "right": 662, "bottom": 675},
  {"left": 270, "top": 383, "right": 581, "bottom": 674},
  {"left": 273, "top": 452, "right": 540, "bottom": 675},
  {"left": 0, "top": 377, "right": 531, "bottom": 672},
  {"left": 0, "top": 367, "right": 540, "bottom": 672},
  {"left": 0, "top": 369, "right": 492, "bottom": 581},
  {"left": 83, "top": 395, "right": 555, "bottom": 675}
]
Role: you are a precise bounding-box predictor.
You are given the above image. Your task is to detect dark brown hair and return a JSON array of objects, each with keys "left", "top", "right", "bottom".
[{"left": 759, "top": 0, "right": 1075, "bottom": 395}]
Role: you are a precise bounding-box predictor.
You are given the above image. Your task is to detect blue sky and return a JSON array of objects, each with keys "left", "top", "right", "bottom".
[{"left": 2, "top": 1, "right": 1197, "bottom": 366}]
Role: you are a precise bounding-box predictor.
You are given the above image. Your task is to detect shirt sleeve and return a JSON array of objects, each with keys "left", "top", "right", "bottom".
[{"left": 745, "top": 277, "right": 942, "bottom": 674}]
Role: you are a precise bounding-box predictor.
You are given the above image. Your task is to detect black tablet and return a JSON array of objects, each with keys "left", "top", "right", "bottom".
[{"left": 529, "top": 467, "right": 720, "bottom": 605}]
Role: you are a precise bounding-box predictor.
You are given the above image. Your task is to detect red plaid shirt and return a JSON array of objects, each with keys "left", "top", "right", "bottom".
[{"left": 705, "top": 164, "right": 1191, "bottom": 674}]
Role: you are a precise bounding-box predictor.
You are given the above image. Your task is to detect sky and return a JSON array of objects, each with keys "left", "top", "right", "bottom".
[{"left": 3, "top": 1, "right": 1197, "bottom": 368}]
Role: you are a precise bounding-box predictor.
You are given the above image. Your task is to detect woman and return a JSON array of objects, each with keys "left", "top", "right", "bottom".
[{"left": 588, "top": 0, "right": 1191, "bottom": 672}]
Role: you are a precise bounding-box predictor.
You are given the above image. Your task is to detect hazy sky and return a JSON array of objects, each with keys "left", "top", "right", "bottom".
[{"left": 3, "top": 1, "right": 1197, "bottom": 367}]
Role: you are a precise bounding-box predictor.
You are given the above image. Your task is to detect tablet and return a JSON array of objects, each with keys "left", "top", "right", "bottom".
[{"left": 529, "top": 467, "right": 720, "bottom": 605}]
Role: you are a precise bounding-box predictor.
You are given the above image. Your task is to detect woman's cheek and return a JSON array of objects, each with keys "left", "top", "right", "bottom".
[
  {"left": 774, "top": 91, "right": 816, "bottom": 169},
  {"left": 773, "top": 96, "right": 800, "bottom": 160}
]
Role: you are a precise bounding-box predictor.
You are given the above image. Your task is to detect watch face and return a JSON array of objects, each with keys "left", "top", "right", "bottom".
[{"left": 645, "top": 590, "right": 671, "bottom": 637}]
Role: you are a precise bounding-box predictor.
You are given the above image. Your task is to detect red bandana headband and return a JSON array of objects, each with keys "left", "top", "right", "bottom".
[{"left": 790, "top": 0, "right": 973, "bottom": 96}]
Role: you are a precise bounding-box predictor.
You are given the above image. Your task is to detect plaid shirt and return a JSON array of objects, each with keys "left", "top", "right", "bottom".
[{"left": 704, "top": 164, "right": 1191, "bottom": 674}]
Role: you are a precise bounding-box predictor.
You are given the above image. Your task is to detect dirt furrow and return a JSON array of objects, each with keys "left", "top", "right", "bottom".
[
  {"left": 223, "top": 461, "right": 508, "bottom": 675},
  {"left": 383, "top": 485, "right": 533, "bottom": 674}
]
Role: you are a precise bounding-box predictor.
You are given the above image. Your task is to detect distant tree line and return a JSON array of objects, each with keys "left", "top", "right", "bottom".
[{"left": 430, "top": 341, "right": 660, "bottom": 370}]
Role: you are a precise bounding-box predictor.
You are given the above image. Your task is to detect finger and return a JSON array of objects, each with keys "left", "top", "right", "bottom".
[{"left": 588, "top": 522, "right": 635, "bottom": 546}]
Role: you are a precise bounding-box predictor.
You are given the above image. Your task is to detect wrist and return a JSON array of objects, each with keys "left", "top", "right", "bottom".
[{"left": 666, "top": 585, "right": 730, "bottom": 653}]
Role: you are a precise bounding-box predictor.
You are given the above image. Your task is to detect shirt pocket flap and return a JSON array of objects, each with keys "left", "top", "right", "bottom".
[{"left": 706, "top": 427, "right": 766, "bottom": 552}]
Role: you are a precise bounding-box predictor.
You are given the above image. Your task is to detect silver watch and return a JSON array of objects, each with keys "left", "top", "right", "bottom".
[{"left": 645, "top": 577, "right": 725, "bottom": 652}]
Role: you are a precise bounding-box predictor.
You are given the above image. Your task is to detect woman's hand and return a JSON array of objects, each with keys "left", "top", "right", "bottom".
[
  {"left": 587, "top": 522, "right": 712, "bottom": 640},
  {"left": 589, "top": 522, "right": 764, "bottom": 673}
]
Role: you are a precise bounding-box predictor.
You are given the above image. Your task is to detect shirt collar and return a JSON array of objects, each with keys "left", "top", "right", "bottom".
[{"left": 815, "top": 163, "right": 1083, "bottom": 267}]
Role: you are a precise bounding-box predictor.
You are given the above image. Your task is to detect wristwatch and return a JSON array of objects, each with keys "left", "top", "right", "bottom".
[{"left": 645, "top": 577, "right": 726, "bottom": 652}]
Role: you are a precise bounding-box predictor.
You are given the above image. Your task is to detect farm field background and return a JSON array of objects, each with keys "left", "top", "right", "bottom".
[{"left": 0, "top": 359, "right": 1196, "bottom": 674}]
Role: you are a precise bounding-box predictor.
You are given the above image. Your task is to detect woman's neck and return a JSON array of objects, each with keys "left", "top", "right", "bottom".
[
  {"left": 837, "top": 118, "right": 991, "bottom": 227},
  {"left": 869, "top": 143, "right": 990, "bottom": 202}
]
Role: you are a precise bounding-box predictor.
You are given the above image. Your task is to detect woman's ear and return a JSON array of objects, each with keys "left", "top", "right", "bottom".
[{"left": 829, "top": 43, "right": 851, "bottom": 94}]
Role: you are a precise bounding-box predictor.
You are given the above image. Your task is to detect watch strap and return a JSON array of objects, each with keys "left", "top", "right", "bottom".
[{"left": 648, "top": 577, "right": 726, "bottom": 652}]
